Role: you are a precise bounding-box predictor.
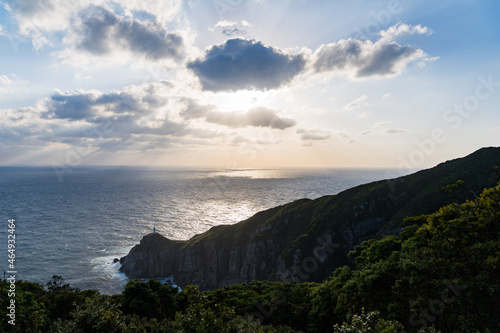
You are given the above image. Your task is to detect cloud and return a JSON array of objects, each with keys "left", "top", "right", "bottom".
[
  {"left": 372, "top": 120, "right": 392, "bottom": 128},
  {"left": 300, "top": 133, "right": 330, "bottom": 140},
  {"left": 39, "top": 87, "right": 202, "bottom": 142},
  {"left": 44, "top": 89, "right": 161, "bottom": 125},
  {"left": 357, "top": 112, "right": 372, "bottom": 119},
  {"left": 75, "top": 73, "right": 92, "bottom": 81},
  {"left": 232, "top": 135, "right": 248, "bottom": 144},
  {"left": 206, "top": 107, "right": 297, "bottom": 129},
  {"left": 4, "top": 0, "right": 90, "bottom": 49},
  {"left": 5, "top": 1, "right": 184, "bottom": 50},
  {"left": 181, "top": 100, "right": 296, "bottom": 129},
  {"left": 208, "top": 20, "right": 238, "bottom": 31},
  {"left": 72, "top": 5, "right": 183, "bottom": 61},
  {"left": 0, "top": 74, "right": 27, "bottom": 97},
  {"left": 296, "top": 128, "right": 330, "bottom": 141},
  {"left": 5, "top": 0, "right": 75, "bottom": 42},
  {"left": 208, "top": 20, "right": 250, "bottom": 37},
  {"left": 379, "top": 23, "right": 432, "bottom": 42},
  {"left": 0, "top": 74, "right": 14, "bottom": 86},
  {"left": 180, "top": 101, "right": 216, "bottom": 121},
  {"left": 382, "top": 128, "right": 407, "bottom": 134},
  {"left": 0, "top": 82, "right": 231, "bottom": 161},
  {"left": 2, "top": 78, "right": 307, "bottom": 163},
  {"left": 311, "top": 24, "right": 434, "bottom": 79},
  {"left": 221, "top": 28, "right": 245, "bottom": 37},
  {"left": 344, "top": 94, "right": 368, "bottom": 110},
  {"left": 187, "top": 38, "right": 306, "bottom": 91}
]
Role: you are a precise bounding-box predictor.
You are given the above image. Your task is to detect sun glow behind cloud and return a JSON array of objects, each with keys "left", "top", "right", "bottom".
[
  {"left": 208, "top": 90, "right": 262, "bottom": 112},
  {"left": 0, "top": 1, "right": 499, "bottom": 168}
]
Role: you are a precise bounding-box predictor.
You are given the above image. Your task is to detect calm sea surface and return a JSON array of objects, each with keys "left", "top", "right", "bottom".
[{"left": 0, "top": 167, "right": 397, "bottom": 294}]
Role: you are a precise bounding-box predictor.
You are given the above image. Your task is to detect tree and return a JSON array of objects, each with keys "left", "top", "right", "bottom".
[
  {"left": 61, "top": 296, "right": 126, "bottom": 332},
  {"left": 0, "top": 280, "right": 49, "bottom": 332},
  {"left": 333, "top": 309, "right": 404, "bottom": 333},
  {"left": 173, "top": 285, "right": 239, "bottom": 332},
  {"left": 122, "top": 280, "right": 161, "bottom": 319}
]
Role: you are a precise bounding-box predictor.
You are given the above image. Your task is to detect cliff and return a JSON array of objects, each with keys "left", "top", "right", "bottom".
[{"left": 120, "top": 147, "right": 500, "bottom": 290}]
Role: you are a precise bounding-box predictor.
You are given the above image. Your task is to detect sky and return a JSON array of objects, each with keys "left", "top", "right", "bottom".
[{"left": 0, "top": 0, "right": 499, "bottom": 171}]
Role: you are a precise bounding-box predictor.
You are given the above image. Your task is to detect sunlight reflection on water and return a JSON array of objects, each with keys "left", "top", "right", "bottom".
[{"left": 0, "top": 167, "right": 395, "bottom": 294}]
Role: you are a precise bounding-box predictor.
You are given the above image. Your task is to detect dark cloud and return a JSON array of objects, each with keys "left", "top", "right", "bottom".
[
  {"left": 188, "top": 28, "right": 430, "bottom": 91},
  {"left": 357, "top": 43, "right": 418, "bottom": 77},
  {"left": 187, "top": 38, "right": 305, "bottom": 91},
  {"left": 41, "top": 87, "right": 224, "bottom": 145},
  {"left": 46, "top": 91, "right": 140, "bottom": 121},
  {"left": 222, "top": 28, "right": 245, "bottom": 37},
  {"left": 77, "top": 6, "right": 183, "bottom": 60},
  {"left": 47, "top": 93, "right": 96, "bottom": 120},
  {"left": 116, "top": 20, "right": 183, "bottom": 60},
  {"left": 78, "top": 6, "right": 118, "bottom": 54},
  {"left": 1, "top": 85, "right": 228, "bottom": 158},
  {"left": 181, "top": 101, "right": 296, "bottom": 129},
  {"left": 43, "top": 87, "right": 183, "bottom": 141},
  {"left": 313, "top": 39, "right": 362, "bottom": 73},
  {"left": 312, "top": 38, "right": 425, "bottom": 78}
]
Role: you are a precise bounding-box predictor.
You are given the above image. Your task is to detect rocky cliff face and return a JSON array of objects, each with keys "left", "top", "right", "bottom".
[
  {"left": 120, "top": 147, "right": 500, "bottom": 290},
  {"left": 119, "top": 217, "right": 373, "bottom": 290},
  {"left": 119, "top": 187, "right": 428, "bottom": 290}
]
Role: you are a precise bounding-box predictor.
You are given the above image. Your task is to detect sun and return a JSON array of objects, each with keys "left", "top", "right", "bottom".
[{"left": 209, "top": 90, "right": 265, "bottom": 112}]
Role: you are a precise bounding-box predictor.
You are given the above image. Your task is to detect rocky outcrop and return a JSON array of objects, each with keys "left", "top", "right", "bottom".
[
  {"left": 120, "top": 147, "right": 500, "bottom": 290},
  {"left": 119, "top": 202, "right": 309, "bottom": 290},
  {"left": 120, "top": 218, "right": 364, "bottom": 290}
]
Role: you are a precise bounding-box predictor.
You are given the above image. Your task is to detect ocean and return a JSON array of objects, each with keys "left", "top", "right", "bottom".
[{"left": 0, "top": 166, "right": 397, "bottom": 294}]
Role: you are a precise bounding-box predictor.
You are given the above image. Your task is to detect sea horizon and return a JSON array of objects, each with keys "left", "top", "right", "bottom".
[{"left": 1, "top": 166, "right": 401, "bottom": 294}]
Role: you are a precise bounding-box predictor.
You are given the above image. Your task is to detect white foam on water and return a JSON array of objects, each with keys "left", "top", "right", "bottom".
[
  {"left": 139, "top": 276, "right": 181, "bottom": 291},
  {"left": 90, "top": 253, "right": 125, "bottom": 278},
  {"left": 0, "top": 167, "right": 393, "bottom": 294},
  {"left": 113, "top": 271, "right": 129, "bottom": 287}
]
